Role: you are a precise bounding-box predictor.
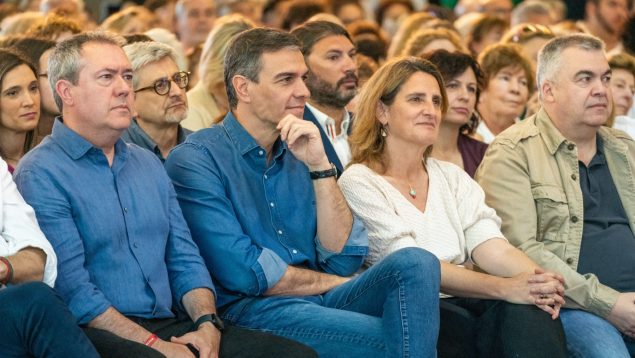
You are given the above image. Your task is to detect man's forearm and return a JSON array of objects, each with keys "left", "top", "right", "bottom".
[
  {"left": 182, "top": 288, "right": 217, "bottom": 322},
  {"left": 88, "top": 307, "right": 152, "bottom": 344},
  {"left": 313, "top": 175, "right": 353, "bottom": 253},
  {"left": 3, "top": 247, "right": 46, "bottom": 283},
  {"left": 265, "top": 265, "right": 350, "bottom": 296}
]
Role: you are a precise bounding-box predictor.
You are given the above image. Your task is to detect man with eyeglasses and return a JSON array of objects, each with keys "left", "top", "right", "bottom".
[
  {"left": 121, "top": 41, "right": 191, "bottom": 162},
  {"left": 14, "top": 32, "right": 317, "bottom": 358}
]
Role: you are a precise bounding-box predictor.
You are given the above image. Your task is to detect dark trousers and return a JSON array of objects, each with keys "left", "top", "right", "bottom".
[
  {"left": 83, "top": 315, "right": 317, "bottom": 358},
  {"left": 0, "top": 282, "right": 99, "bottom": 358},
  {"left": 438, "top": 298, "right": 568, "bottom": 358}
]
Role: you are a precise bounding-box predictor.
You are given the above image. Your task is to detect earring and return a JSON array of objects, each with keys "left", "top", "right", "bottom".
[{"left": 381, "top": 125, "right": 387, "bottom": 137}]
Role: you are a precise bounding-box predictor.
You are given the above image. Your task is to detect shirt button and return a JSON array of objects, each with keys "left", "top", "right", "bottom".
[
  {"left": 277, "top": 230, "right": 283, "bottom": 235},
  {"left": 566, "top": 257, "right": 574, "bottom": 265},
  {"left": 292, "top": 249, "right": 298, "bottom": 254},
  {"left": 133, "top": 242, "right": 139, "bottom": 248},
  {"left": 258, "top": 150, "right": 264, "bottom": 156},
  {"left": 571, "top": 216, "right": 579, "bottom": 223},
  {"left": 264, "top": 175, "right": 268, "bottom": 179},
  {"left": 270, "top": 202, "right": 275, "bottom": 207},
  {"left": 124, "top": 208, "right": 128, "bottom": 213},
  {"left": 567, "top": 143, "right": 575, "bottom": 150},
  {"left": 571, "top": 173, "right": 577, "bottom": 181}
]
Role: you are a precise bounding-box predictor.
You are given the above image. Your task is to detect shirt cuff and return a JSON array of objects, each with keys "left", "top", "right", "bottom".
[
  {"left": 465, "top": 218, "right": 506, "bottom": 259},
  {"left": 315, "top": 215, "right": 369, "bottom": 262},
  {"left": 253, "top": 247, "right": 288, "bottom": 293}
]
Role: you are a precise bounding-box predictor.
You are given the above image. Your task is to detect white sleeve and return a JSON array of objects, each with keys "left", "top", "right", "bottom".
[
  {"left": 440, "top": 161, "right": 505, "bottom": 258},
  {"left": 0, "top": 159, "right": 57, "bottom": 287},
  {"left": 339, "top": 165, "right": 418, "bottom": 265}
]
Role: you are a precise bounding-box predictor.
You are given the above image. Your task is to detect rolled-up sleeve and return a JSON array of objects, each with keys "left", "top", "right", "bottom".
[
  {"left": 14, "top": 169, "right": 111, "bottom": 324},
  {"left": 166, "top": 143, "right": 289, "bottom": 297},
  {"left": 315, "top": 215, "right": 368, "bottom": 276},
  {"left": 2, "top": 160, "right": 57, "bottom": 287}
]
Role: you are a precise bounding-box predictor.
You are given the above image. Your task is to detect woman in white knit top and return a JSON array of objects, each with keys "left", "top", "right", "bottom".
[{"left": 339, "top": 57, "right": 568, "bottom": 357}]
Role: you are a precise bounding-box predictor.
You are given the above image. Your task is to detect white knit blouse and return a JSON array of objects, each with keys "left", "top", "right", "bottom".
[{"left": 339, "top": 158, "right": 506, "bottom": 267}]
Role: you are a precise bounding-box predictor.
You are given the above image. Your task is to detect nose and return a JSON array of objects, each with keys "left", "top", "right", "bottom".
[
  {"left": 456, "top": 85, "right": 469, "bottom": 102},
  {"left": 509, "top": 79, "right": 522, "bottom": 95},
  {"left": 296, "top": 78, "right": 311, "bottom": 100},
  {"left": 168, "top": 78, "right": 185, "bottom": 97},
  {"left": 116, "top": 74, "right": 132, "bottom": 97},
  {"left": 343, "top": 54, "right": 357, "bottom": 73}
]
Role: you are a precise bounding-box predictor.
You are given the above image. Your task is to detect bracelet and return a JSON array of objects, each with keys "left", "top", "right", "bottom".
[
  {"left": 144, "top": 333, "right": 158, "bottom": 347},
  {"left": 0, "top": 257, "right": 13, "bottom": 285}
]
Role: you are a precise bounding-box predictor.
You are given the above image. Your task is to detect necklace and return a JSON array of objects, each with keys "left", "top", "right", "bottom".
[{"left": 408, "top": 184, "right": 417, "bottom": 199}]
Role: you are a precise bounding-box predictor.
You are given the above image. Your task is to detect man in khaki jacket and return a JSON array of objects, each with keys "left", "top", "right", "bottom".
[{"left": 477, "top": 33, "right": 635, "bottom": 357}]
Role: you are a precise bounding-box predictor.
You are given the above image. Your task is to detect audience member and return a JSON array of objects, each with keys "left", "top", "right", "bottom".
[
  {"left": 183, "top": 14, "right": 254, "bottom": 130},
  {"left": 262, "top": 0, "right": 292, "bottom": 29},
  {"left": 578, "top": 0, "right": 629, "bottom": 55},
  {"left": 281, "top": 0, "right": 326, "bottom": 30},
  {"left": 0, "top": 156, "right": 100, "bottom": 357},
  {"left": 292, "top": 21, "right": 358, "bottom": 173},
  {"left": 501, "top": 23, "right": 555, "bottom": 71},
  {"left": 175, "top": 0, "right": 216, "bottom": 53},
  {"left": 424, "top": 50, "right": 487, "bottom": 178},
  {"left": 476, "top": 33, "right": 635, "bottom": 357},
  {"left": 14, "top": 31, "right": 316, "bottom": 358},
  {"left": 375, "top": 0, "right": 414, "bottom": 37},
  {"left": 476, "top": 43, "right": 533, "bottom": 143},
  {"left": 387, "top": 12, "right": 433, "bottom": 58},
  {"left": 609, "top": 52, "right": 635, "bottom": 137},
  {"left": 510, "top": 0, "right": 555, "bottom": 27},
  {"left": 218, "top": 0, "right": 266, "bottom": 23},
  {"left": 165, "top": 27, "right": 441, "bottom": 357},
  {"left": 332, "top": 0, "right": 365, "bottom": 25},
  {"left": 25, "top": 14, "right": 81, "bottom": 42},
  {"left": 339, "top": 55, "right": 567, "bottom": 358},
  {"left": 0, "top": 11, "right": 44, "bottom": 37},
  {"left": 467, "top": 14, "right": 509, "bottom": 56},
  {"left": 403, "top": 28, "right": 468, "bottom": 57},
  {"left": 0, "top": 49, "right": 39, "bottom": 174},
  {"left": 8, "top": 36, "right": 58, "bottom": 144},
  {"left": 100, "top": 6, "right": 156, "bottom": 35},
  {"left": 121, "top": 41, "right": 190, "bottom": 162},
  {"left": 144, "top": 27, "right": 188, "bottom": 70},
  {"left": 144, "top": 0, "right": 177, "bottom": 32}
]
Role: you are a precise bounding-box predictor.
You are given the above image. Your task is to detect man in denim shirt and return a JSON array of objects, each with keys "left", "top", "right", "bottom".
[
  {"left": 14, "top": 31, "right": 315, "bottom": 358},
  {"left": 166, "top": 28, "right": 441, "bottom": 357}
]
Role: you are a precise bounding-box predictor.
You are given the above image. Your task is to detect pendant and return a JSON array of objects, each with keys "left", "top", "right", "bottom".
[{"left": 409, "top": 187, "right": 417, "bottom": 199}]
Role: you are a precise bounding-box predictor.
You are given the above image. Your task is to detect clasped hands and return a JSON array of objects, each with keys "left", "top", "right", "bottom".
[{"left": 506, "top": 268, "right": 566, "bottom": 320}]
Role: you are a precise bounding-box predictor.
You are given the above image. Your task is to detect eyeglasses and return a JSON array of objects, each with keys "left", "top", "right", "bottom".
[
  {"left": 38, "top": 73, "right": 48, "bottom": 78},
  {"left": 134, "top": 71, "right": 190, "bottom": 96},
  {"left": 510, "top": 24, "right": 554, "bottom": 43}
]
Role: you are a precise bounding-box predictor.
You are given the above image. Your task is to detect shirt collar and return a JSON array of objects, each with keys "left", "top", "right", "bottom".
[
  {"left": 221, "top": 111, "right": 287, "bottom": 158},
  {"left": 50, "top": 116, "right": 129, "bottom": 162},
  {"left": 535, "top": 108, "right": 569, "bottom": 155},
  {"left": 305, "top": 103, "right": 350, "bottom": 137},
  {"left": 127, "top": 118, "right": 191, "bottom": 153}
]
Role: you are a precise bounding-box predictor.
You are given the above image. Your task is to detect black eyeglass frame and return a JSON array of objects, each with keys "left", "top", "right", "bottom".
[{"left": 134, "top": 71, "right": 190, "bottom": 96}]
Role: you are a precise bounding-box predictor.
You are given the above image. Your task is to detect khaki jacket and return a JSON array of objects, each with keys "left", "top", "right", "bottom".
[{"left": 476, "top": 108, "right": 635, "bottom": 318}]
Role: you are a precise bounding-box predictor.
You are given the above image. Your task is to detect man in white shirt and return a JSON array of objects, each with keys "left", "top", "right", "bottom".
[
  {"left": 291, "top": 20, "right": 358, "bottom": 175},
  {"left": 1, "top": 158, "right": 99, "bottom": 357}
]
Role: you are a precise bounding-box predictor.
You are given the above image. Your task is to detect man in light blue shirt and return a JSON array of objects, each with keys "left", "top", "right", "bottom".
[
  {"left": 15, "top": 31, "right": 315, "bottom": 358},
  {"left": 166, "top": 27, "right": 441, "bottom": 357}
]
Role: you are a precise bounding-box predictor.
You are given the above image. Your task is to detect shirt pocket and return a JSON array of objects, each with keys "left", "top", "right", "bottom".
[{"left": 531, "top": 184, "right": 569, "bottom": 247}]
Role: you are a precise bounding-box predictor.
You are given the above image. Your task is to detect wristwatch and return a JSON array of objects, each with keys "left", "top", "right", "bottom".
[
  {"left": 309, "top": 162, "right": 337, "bottom": 180},
  {"left": 194, "top": 313, "right": 225, "bottom": 332}
]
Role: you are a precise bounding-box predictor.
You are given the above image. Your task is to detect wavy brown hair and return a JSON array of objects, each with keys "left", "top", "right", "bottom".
[{"left": 349, "top": 56, "right": 447, "bottom": 173}]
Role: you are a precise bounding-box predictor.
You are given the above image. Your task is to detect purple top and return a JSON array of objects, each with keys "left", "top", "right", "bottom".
[{"left": 457, "top": 134, "right": 488, "bottom": 178}]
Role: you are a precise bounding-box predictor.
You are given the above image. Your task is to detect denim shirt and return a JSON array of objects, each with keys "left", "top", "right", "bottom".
[
  {"left": 165, "top": 112, "right": 368, "bottom": 308},
  {"left": 14, "top": 119, "right": 214, "bottom": 324}
]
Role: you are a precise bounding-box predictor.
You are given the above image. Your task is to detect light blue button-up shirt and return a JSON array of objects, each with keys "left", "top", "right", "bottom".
[
  {"left": 165, "top": 112, "right": 368, "bottom": 308},
  {"left": 14, "top": 119, "right": 214, "bottom": 324}
]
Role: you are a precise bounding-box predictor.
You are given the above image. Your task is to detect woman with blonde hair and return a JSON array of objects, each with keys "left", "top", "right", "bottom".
[
  {"left": 403, "top": 27, "right": 468, "bottom": 57},
  {"left": 386, "top": 11, "right": 433, "bottom": 58},
  {"left": 181, "top": 14, "right": 255, "bottom": 131},
  {"left": 100, "top": 6, "right": 156, "bottom": 35},
  {"left": 338, "top": 56, "right": 568, "bottom": 357}
]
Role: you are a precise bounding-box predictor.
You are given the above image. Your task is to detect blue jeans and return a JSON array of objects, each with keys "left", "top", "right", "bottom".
[
  {"left": 0, "top": 282, "right": 99, "bottom": 358},
  {"left": 560, "top": 308, "right": 635, "bottom": 357},
  {"left": 220, "top": 247, "right": 441, "bottom": 357}
]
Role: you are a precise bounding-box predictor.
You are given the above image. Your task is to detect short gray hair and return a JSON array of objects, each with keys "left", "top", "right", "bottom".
[
  {"left": 123, "top": 41, "right": 178, "bottom": 88},
  {"left": 536, "top": 33, "right": 605, "bottom": 93},
  {"left": 511, "top": 1, "right": 553, "bottom": 27},
  {"left": 48, "top": 31, "right": 126, "bottom": 110}
]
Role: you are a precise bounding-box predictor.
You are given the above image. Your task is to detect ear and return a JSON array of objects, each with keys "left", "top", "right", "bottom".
[
  {"left": 55, "top": 79, "right": 74, "bottom": 107},
  {"left": 541, "top": 80, "right": 555, "bottom": 103},
  {"left": 376, "top": 101, "right": 389, "bottom": 125},
  {"left": 232, "top": 75, "right": 251, "bottom": 104}
]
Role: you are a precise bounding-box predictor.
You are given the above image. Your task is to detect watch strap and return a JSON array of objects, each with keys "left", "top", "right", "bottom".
[
  {"left": 309, "top": 163, "right": 337, "bottom": 180},
  {"left": 194, "top": 313, "right": 225, "bottom": 332}
]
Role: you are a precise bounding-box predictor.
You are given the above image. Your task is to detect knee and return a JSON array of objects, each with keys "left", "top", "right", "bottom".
[
  {"left": 385, "top": 247, "right": 440, "bottom": 282},
  {"left": 0, "top": 282, "right": 56, "bottom": 320}
]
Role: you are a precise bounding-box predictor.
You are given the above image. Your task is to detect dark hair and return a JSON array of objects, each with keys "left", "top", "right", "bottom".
[
  {"left": 144, "top": 0, "right": 174, "bottom": 11},
  {"left": 332, "top": 0, "right": 363, "bottom": 16},
  {"left": 282, "top": 0, "right": 326, "bottom": 30},
  {"left": 0, "top": 48, "right": 38, "bottom": 157},
  {"left": 124, "top": 33, "right": 154, "bottom": 44},
  {"left": 624, "top": 15, "right": 635, "bottom": 56},
  {"left": 291, "top": 20, "right": 352, "bottom": 57},
  {"left": 424, "top": 50, "right": 484, "bottom": 134},
  {"left": 3, "top": 36, "right": 56, "bottom": 73},
  {"left": 468, "top": 15, "right": 508, "bottom": 54},
  {"left": 354, "top": 33, "right": 387, "bottom": 63},
  {"left": 224, "top": 28, "right": 301, "bottom": 109},
  {"left": 375, "top": 0, "right": 413, "bottom": 25}
]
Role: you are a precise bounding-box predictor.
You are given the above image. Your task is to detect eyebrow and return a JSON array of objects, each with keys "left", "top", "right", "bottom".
[
  {"left": 574, "top": 69, "right": 612, "bottom": 78},
  {"left": 273, "top": 70, "right": 308, "bottom": 80}
]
